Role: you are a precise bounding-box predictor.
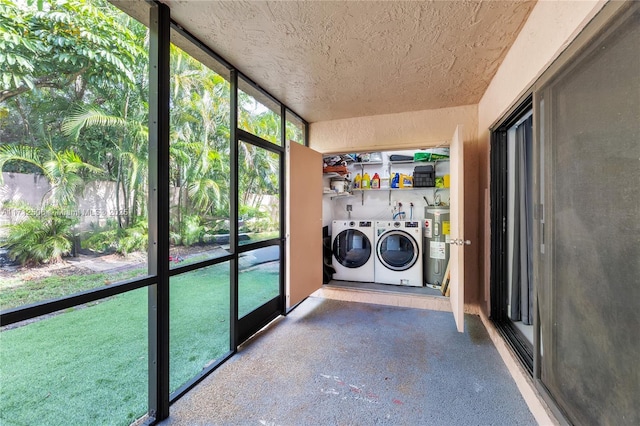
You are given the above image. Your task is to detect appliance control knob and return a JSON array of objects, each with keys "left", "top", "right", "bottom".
[
  {"left": 349, "top": 221, "right": 355, "bottom": 227},
  {"left": 394, "top": 221, "right": 401, "bottom": 227}
]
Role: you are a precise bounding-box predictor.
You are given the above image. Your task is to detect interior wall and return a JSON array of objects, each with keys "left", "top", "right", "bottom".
[
  {"left": 309, "top": 104, "right": 480, "bottom": 304},
  {"left": 310, "top": 105, "right": 476, "bottom": 154},
  {"left": 476, "top": 0, "right": 607, "bottom": 312}
]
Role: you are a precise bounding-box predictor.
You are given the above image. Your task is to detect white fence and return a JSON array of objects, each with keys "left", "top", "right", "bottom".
[{"left": 0, "top": 172, "right": 124, "bottom": 235}]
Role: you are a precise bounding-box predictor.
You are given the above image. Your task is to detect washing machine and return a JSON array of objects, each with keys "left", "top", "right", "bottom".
[
  {"left": 331, "top": 220, "right": 375, "bottom": 282},
  {"left": 374, "top": 220, "right": 423, "bottom": 286}
]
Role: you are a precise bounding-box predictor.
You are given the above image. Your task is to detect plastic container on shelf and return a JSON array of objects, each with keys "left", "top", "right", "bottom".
[
  {"left": 371, "top": 173, "right": 380, "bottom": 189},
  {"left": 362, "top": 172, "right": 371, "bottom": 189},
  {"left": 399, "top": 174, "right": 413, "bottom": 188},
  {"left": 391, "top": 173, "right": 400, "bottom": 188},
  {"left": 353, "top": 173, "right": 361, "bottom": 189},
  {"left": 413, "top": 165, "right": 435, "bottom": 187}
]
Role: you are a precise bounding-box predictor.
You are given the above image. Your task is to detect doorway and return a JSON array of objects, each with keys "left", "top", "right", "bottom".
[
  {"left": 321, "top": 126, "right": 467, "bottom": 332},
  {"left": 490, "top": 97, "right": 534, "bottom": 373}
]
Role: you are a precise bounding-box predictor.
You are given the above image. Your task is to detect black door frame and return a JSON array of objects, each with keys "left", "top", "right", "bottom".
[{"left": 489, "top": 95, "right": 534, "bottom": 374}]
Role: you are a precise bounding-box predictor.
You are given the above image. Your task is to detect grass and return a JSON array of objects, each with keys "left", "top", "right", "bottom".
[
  {"left": 0, "top": 261, "right": 279, "bottom": 426},
  {"left": 0, "top": 268, "right": 145, "bottom": 310}
]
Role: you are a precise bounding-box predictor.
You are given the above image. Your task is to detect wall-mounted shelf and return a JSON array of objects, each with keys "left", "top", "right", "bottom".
[
  {"left": 323, "top": 191, "right": 353, "bottom": 200},
  {"left": 323, "top": 172, "right": 349, "bottom": 179},
  {"left": 350, "top": 186, "right": 450, "bottom": 205},
  {"left": 326, "top": 152, "right": 451, "bottom": 206},
  {"left": 389, "top": 159, "right": 449, "bottom": 165}
]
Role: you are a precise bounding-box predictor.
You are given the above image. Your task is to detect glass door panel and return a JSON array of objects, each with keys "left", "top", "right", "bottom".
[
  {"left": 238, "top": 247, "right": 280, "bottom": 318},
  {"left": 235, "top": 134, "right": 283, "bottom": 343},
  {"left": 238, "top": 141, "right": 280, "bottom": 246},
  {"left": 536, "top": 6, "right": 640, "bottom": 424}
]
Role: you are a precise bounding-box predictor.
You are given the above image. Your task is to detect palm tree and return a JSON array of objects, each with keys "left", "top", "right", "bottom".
[
  {"left": 0, "top": 143, "right": 104, "bottom": 207},
  {"left": 61, "top": 100, "right": 148, "bottom": 228},
  {"left": 169, "top": 46, "right": 231, "bottom": 241}
]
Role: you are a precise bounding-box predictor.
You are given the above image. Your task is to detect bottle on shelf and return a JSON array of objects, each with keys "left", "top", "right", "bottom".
[
  {"left": 391, "top": 172, "right": 400, "bottom": 189},
  {"left": 354, "top": 173, "right": 362, "bottom": 189},
  {"left": 400, "top": 174, "right": 413, "bottom": 188},
  {"left": 371, "top": 173, "right": 380, "bottom": 189},
  {"left": 362, "top": 172, "right": 371, "bottom": 189}
]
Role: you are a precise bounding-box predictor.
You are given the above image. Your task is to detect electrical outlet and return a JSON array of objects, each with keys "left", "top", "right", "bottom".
[{"left": 346, "top": 204, "right": 352, "bottom": 212}]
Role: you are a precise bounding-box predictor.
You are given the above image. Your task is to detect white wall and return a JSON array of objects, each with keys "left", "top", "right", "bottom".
[
  {"left": 478, "top": 0, "right": 606, "bottom": 135},
  {"left": 322, "top": 151, "right": 451, "bottom": 227},
  {"left": 311, "top": 104, "right": 477, "bottom": 154}
]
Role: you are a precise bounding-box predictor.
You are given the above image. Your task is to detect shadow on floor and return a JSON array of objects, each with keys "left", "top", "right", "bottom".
[{"left": 160, "top": 297, "right": 536, "bottom": 426}]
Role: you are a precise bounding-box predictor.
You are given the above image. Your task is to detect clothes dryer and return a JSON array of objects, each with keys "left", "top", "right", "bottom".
[
  {"left": 331, "top": 220, "right": 375, "bottom": 282},
  {"left": 374, "top": 220, "right": 423, "bottom": 286}
]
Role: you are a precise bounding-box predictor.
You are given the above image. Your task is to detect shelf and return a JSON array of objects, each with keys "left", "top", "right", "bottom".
[
  {"left": 352, "top": 187, "right": 450, "bottom": 191},
  {"left": 323, "top": 172, "right": 349, "bottom": 179},
  {"left": 348, "top": 186, "right": 449, "bottom": 205},
  {"left": 388, "top": 160, "right": 414, "bottom": 165},
  {"left": 352, "top": 161, "right": 383, "bottom": 166},
  {"left": 389, "top": 159, "right": 450, "bottom": 165},
  {"left": 323, "top": 191, "right": 353, "bottom": 199}
]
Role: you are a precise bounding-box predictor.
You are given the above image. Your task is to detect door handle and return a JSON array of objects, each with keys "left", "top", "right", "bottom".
[{"left": 448, "top": 239, "right": 472, "bottom": 246}]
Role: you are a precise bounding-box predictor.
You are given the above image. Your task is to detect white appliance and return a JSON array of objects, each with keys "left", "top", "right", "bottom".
[
  {"left": 374, "top": 220, "right": 423, "bottom": 286},
  {"left": 331, "top": 220, "right": 375, "bottom": 282}
]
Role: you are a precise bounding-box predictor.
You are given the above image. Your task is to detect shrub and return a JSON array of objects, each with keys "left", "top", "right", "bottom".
[
  {"left": 82, "top": 218, "right": 147, "bottom": 255},
  {"left": 1, "top": 205, "right": 76, "bottom": 265}
]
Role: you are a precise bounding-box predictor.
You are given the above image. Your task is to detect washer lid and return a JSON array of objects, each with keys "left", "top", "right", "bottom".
[
  {"left": 377, "top": 230, "right": 419, "bottom": 271},
  {"left": 333, "top": 229, "right": 372, "bottom": 268}
]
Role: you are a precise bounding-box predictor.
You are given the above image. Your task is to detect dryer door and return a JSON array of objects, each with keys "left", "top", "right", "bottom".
[
  {"left": 333, "top": 230, "right": 372, "bottom": 268},
  {"left": 377, "top": 231, "right": 419, "bottom": 271}
]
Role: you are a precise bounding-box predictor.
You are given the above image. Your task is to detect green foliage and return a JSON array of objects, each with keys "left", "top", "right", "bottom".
[
  {"left": 1, "top": 1, "right": 286, "bottom": 258},
  {"left": 1, "top": 203, "right": 76, "bottom": 265},
  {"left": 180, "top": 215, "right": 203, "bottom": 247},
  {"left": 0, "top": 0, "right": 144, "bottom": 103},
  {"left": 116, "top": 219, "right": 147, "bottom": 255},
  {"left": 83, "top": 219, "right": 147, "bottom": 255}
]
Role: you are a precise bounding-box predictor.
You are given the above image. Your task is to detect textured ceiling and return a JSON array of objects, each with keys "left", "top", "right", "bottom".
[{"left": 158, "top": 1, "right": 536, "bottom": 123}]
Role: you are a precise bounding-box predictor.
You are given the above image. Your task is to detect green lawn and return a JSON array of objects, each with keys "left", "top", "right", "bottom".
[
  {"left": 0, "top": 262, "right": 279, "bottom": 426},
  {"left": 0, "top": 268, "right": 145, "bottom": 311}
]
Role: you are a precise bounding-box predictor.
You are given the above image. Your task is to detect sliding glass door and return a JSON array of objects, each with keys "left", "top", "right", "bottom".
[
  {"left": 534, "top": 5, "right": 640, "bottom": 423},
  {"left": 493, "top": 3, "right": 639, "bottom": 424}
]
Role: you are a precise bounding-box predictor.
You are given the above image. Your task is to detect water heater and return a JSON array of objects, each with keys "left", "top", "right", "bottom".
[{"left": 423, "top": 207, "right": 450, "bottom": 286}]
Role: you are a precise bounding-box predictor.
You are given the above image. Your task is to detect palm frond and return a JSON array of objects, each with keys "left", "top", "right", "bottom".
[
  {"left": 0, "top": 145, "right": 46, "bottom": 184},
  {"left": 61, "top": 105, "right": 127, "bottom": 140}
]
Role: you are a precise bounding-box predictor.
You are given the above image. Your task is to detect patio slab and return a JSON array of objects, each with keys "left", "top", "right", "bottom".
[{"left": 160, "top": 296, "right": 536, "bottom": 426}]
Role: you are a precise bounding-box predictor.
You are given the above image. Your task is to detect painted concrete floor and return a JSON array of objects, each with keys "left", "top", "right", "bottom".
[{"left": 160, "top": 297, "right": 536, "bottom": 426}]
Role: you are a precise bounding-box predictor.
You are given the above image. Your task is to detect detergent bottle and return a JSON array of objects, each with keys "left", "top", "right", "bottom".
[
  {"left": 400, "top": 174, "right": 413, "bottom": 188},
  {"left": 353, "top": 173, "right": 361, "bottom": 189},
  {"left": 371, "top": 173, "right": 380, "bottom": 189},
  {"left": 391, "top": 172, "right": 400, "bottom": 188},
  {"left": 362, "top": 172, "right": 371, "bottom": 189}
]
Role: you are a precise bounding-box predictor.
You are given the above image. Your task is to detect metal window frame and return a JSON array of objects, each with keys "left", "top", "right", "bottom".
[
  {"left": 0, "top": 1, "right": 310, "bottom": 424},
  {"left": 147, "top": 2, "right": 171, "bottom": 420}
]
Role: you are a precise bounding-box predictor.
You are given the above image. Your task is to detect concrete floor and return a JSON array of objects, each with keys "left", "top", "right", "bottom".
[{"left": 160, "top": 297, "right": 536, "bottom": 426}]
